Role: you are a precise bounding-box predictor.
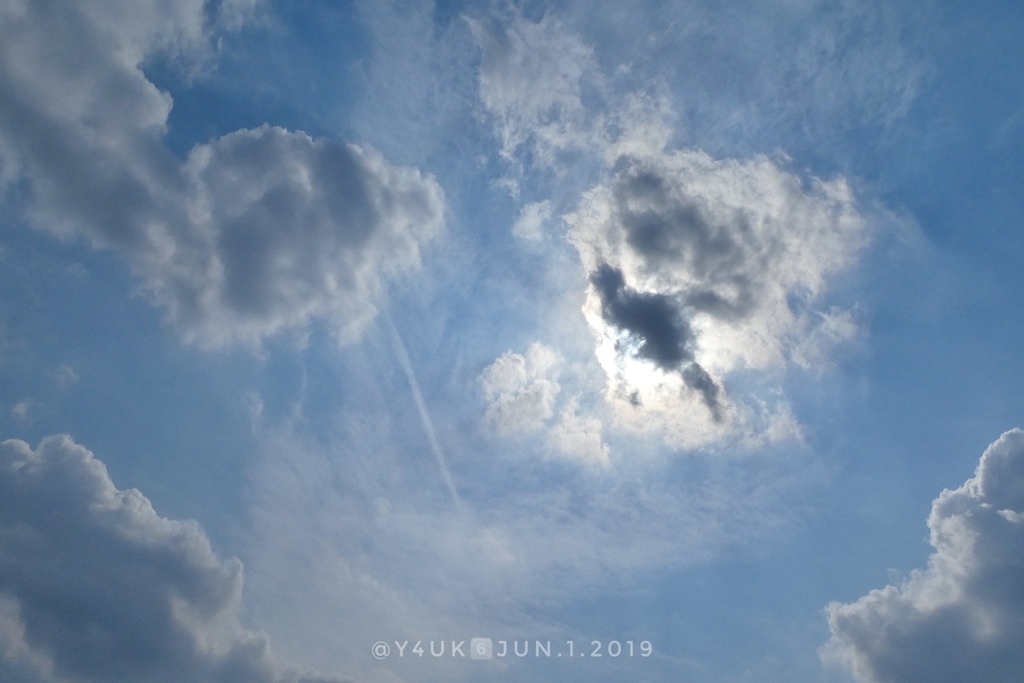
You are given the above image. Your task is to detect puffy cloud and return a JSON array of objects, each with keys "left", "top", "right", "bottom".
[
  {"left": 160, "top": 126, "right": 443, "bottom": 347},
  {"left": 479, "top": 344, "right": 613, "bottom": 466},
  {"left": 472, "top": 13, "right": 868, "bottom": 450},
  {"left": 545, "top": 398, "right": 610, "bottom": 467},
  {"left": 0, "top": 0, "right": 443, "bottom": 348},
  {"left": 568, "top": 148, "right": 866, "bottom": 447},
  {"left": 0, "top": 435, "right": 344, "bottom": 683},
  {"left": 823, "top": 429, "right": 1024, "bottom": 683},
  {"left": 479, "top": 343, "right": 561, "bottom": 436},
  {"left": 570, "top": 149, "right": 866, "bottom": 373}
]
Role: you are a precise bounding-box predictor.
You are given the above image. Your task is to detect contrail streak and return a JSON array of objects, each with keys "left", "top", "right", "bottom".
[{"left": 384, "top": 312, "right": 461, "bottom": 506}]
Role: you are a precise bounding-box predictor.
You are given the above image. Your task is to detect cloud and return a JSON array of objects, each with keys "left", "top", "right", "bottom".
[
  {"left": 478, "top": 344, "right": 611, "bottom": 465},
  {"left": 590, "top": 263, "right": 722, "bottom": 420},
  {"left": 570, "top": 149, "right": 867, "bottom": 374},
  {"left": 163, "top": 126, "right": 443, "bottom": 347},
  {"left": 468, "top": 13, "right": 602, "bottom": 166},
  {"left": 240, "top": 416, "right": 816, "bottom": 681},
  {"left": 568, "top": 147, "right": 866, "bottom": 447},
  {"left": 54, "top": 365, "right": 79, "bottom": 390},
  {"left": 0, "top": 0, "right": 443, "bottom": 349},
  {"left": 471, "top": 12, "right": 869, "bottom": 451},
  {"left": 9, "top": 401, "right": 32, "bottom": 423},
  {"left": 511, "top": 200, "right": 553, "bottom": 241},
  {"left": 0, "top": 435, "right": 344, "bottom": 683},
  {"left": 479, "top": 343, "right": 561, "bottom": 436},
  {"left": 823, "top": 429, "right": 1024, "bottom": 683},
  {"left": 545, "top": 398, "right": 610, "bottom": 467}
]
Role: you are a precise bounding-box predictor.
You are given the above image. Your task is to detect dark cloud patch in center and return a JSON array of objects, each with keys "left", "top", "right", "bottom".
[
  {"left": 591, "top": 263, "right": 690, "bottom": 368},
  {"left": 613, "top": 165, "right": 768, "bottom": 322},
  {"left": 590, "top": 263, "right": 722, "bottom": 420}
]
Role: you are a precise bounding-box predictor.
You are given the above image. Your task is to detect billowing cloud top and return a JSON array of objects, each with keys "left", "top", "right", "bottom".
[
  {"left": 824, "top": 429, "right": 1024, "bottom": 683},
  {"left": 0, "top": 436, "right": 345, "bottom": 683},
  {"left": 169, "top": 126, "right": 443, "bottom": 346},
  {"left": 0, "top": 0, "right": 444, "bottom": 348}
]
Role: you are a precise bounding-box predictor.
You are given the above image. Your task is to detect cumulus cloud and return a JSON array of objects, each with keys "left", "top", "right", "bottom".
[
  {"left": 568, "top": 148, "right": 866, "bottom": 447},
  {"left": 0, "top": 0, "right": 443, "bottom": 348},
  {"left": 0, "top": 435, "right": 344, "bottom": 683},
  {"left": 570, "top": 149, "right": 867, "bottom": 373},
  {"left": 163, "top": 126, "right": 442, "bottom": 346},
  {"left": 823, "top": 429, "right": 1024, "bottom": 683},
  {"left": 472, "top": 13, "right": 869, "bottom": 450},
  {"left": 478, "top": 344, "right": 611, "bottom": 465},
  {"left": 545, "top": 398, "right": 610, "bottom": 466},
  {"left": 479, "top": 343, "right": 561, "bottom": 435}
]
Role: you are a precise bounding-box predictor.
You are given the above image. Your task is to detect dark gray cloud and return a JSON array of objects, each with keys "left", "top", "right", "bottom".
[
  {"left": 613, "top": 167, "right": 762, "bottom": 322},
  {"left": 570, "top": 146, "right": 866, "bottom": 373},
  {"left": 823, "top": 429, "right": 1024, "bottom": 683},
  {"left": 0, "top": 435, "right": 346, "bottom": 683},
  {"left": 590, "top": 263, "right": 722, "bottom": 419},
  {"left": 0, "top": 0, "right": 444, "bottom": 348},
  {"left": 167, "top": 125, "right": 443, "bottom": 346},
  {"left": 590, "top": 263, "right": 690, "bottom": 368}
]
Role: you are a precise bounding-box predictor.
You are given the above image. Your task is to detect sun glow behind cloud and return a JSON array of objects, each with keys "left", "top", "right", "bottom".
[{"left": 2, "top": 1, "right": 1023, "bottom": 683}]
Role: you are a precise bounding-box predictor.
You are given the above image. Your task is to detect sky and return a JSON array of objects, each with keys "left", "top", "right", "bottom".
[{"left": 1, "top": 0, "right": 1023, "bottom": 682}]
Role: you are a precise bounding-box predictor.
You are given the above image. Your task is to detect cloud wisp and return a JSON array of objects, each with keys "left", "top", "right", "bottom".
[{"left": 385, "top": 313, "right": 460, "bottom": 506}]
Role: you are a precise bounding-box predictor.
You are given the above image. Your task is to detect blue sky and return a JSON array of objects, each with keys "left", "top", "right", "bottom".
[{"left": 1, "top": 1, "right": 1023, "bottom": 682}]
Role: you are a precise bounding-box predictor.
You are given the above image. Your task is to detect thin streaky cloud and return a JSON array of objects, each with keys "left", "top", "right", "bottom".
[{"left": 385, "top": 311, "right": 461, "bottom": 507}]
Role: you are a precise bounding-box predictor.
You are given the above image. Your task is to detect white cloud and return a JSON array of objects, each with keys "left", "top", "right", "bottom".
[
  {"left": 9, "top": 401, "right": 31, "bottom": 422},
  {"left": 511, "top": 200, "right": 553, "bottom": 241},
  {"left": 823, "top": 428, "right": 1024, "bottom": 683},
  {"left": 468, "top": 13, "right": 603, "bottom": 166},
  {"left": 545, "top": 398, "right": 610, "bottom": 466},
  {"left": 479, "top": 345, "right": 613, "bottom": 466},
  {"left": 569, "top": 150, "right": 867, "bottom": 374},
  {"left": 479, "top": 343, "right": 561, "bottom": 435},
  {"left": 0, "top": 0, "right": 443, "bottom": 349},
  {"left": 54, "top": 365, "right": 79, "bottom": 390},
  {"left": 790, "top": 306, "right": 861, "bottom": 371},
  {"left": 0, "top": 435, "right": 344, "bottom": 683},
  {"left": 241, "top": 419, "right": 817, "bottom": 682}
]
